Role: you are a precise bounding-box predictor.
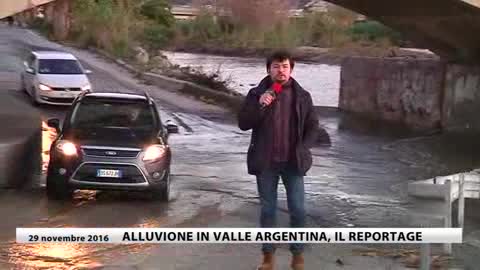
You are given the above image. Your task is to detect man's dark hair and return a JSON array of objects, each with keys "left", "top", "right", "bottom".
[{"left": 266, "top": 50, "right": 295, "bottom": 71}]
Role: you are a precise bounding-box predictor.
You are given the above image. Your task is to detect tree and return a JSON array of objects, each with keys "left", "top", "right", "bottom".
[
  {"left": 139, "top": 0, "right": 176, "bottom": 49},
  {"left": 218, "top": 0, "right": 289, "bottom": 30},
  {"left": 140, "top": 0, "right": 174, "bottom": 27},
  {"left": 326, "top": 4, "right": 358, "bottom": 27}
]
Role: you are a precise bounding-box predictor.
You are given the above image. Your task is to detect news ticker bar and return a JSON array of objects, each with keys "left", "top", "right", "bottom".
[{"left": 16, "top": 228, "right": 462, "bottom": 244}]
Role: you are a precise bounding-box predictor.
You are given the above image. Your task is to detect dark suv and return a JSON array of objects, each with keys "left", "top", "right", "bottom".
[{"left": 45, "top": 92, "right": 178, "bottom": 201}]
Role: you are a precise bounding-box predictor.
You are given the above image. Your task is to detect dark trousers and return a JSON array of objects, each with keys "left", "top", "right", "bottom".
[{"left": 256, "top": 162, "right": 305, "bottom": 255}]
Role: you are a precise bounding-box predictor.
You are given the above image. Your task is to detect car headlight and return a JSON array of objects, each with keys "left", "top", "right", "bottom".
[
  {"left": 38, "top": 83, "right": 52, "bottom": 91},
  {"left": 81, "top": 84, "right": 91, "bottom": 91},
  {"left": 56, "top": 140, "right": 78, "bottom": 156},
  {"left": 143, "top": 145, "right": 166, "bottom": 162}
]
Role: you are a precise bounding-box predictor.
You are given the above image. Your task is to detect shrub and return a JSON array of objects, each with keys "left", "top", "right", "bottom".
[
  {"left": 348, "top": 20, "right": 403, "bottom": 45},
  {"left": 143, "top": 23, "right": 174, "bottom": 49},
  {"left": 29, "top": 17, "right": 53, "bottom": 38},
  {"left": 140, "top": 0, "right": 175, "bottom": 27}
]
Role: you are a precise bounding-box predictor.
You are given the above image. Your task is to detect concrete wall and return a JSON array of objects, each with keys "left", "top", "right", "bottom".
[
  {"left": 142, "top": 72, "right": 244, "bottom": 112},
  {"left": 340, "top": 57, "right": 480, "bottom": 132},
  {"left": 339, "top": 57, "right": 445, "bottom": 130},
  {"left": 443, "top": 65, "right": 480, "bottom": 131},
  {"left": 51, "top": 0, "right": 70, "bottom": 40},
  {"left": 0, "top": 71, "right": 42, "bottom": 188},
  {"left": 2, "top": 0, "right": 70, "bottom": 41},
  {"left": 0, "top": 92, "right": 42, "bottom": 188}
]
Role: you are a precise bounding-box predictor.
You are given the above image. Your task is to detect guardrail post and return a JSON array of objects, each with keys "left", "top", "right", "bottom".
[
  {"left": 458, "top": 173, "right": 465, "bottom": 229},
  {"left": 420, "top": 243, "right": 431, "bottom": 270},
  {"left": 444, "top": 179, "right": 452, "bottom": 254}
]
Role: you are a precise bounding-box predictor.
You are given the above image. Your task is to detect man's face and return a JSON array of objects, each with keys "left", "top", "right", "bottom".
[{"left": 268, "top": 59, "right": 292, "bottom": 84}]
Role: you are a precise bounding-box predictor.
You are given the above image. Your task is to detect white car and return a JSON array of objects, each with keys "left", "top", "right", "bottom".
[{"left": 21, "top": 51, "right": 92, "bottom": 105}]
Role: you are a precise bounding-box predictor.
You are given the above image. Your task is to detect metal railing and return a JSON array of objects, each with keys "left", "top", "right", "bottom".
[{"left": 409, "top": 171, "right": 475, "bottom": 269}]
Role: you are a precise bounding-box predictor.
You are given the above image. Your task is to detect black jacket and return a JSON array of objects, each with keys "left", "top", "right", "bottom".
[{"left": 238, "top": 76, "right": 319, "bottom": 175}]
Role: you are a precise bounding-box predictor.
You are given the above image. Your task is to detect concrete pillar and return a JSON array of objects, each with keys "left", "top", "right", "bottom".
[
  {"left": 419, "top": 244, "right": 431, "bottom": 270},
  {"left": 14, "top": 12, "right": 28, "bottom": 27},
  {"left": 44, "top": 2, "right": 55, "bottom": 25},
  {"left": 0, "top": 92, "right": 42, "bottom": 188},
  {"left": 444, "top": 179, "right": 452, "bottom": 254},
  {"left": 25, "top": 9, "right": 34, "bottom": 22},
  {"left": 52, "top": 0, "right": 71, "bottom": 40},
  {"left": 442, "top": 64, "right": 480, "bottom": 131},
  {"left": 339, "top": 57, "right": 445, "bottom": 131}
]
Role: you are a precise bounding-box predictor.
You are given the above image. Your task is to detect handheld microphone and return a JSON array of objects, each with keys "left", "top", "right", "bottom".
[{"left": 261, "top": 82, "right": 283, "bottom": 108}]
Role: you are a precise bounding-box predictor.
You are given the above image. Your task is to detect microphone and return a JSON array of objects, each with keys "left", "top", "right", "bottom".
[
  {"left": 261, "top": 82, "right": 283, "bottom": 108},
  {"left": 271, "top": 82, "right": 283, "bottom": 95}
]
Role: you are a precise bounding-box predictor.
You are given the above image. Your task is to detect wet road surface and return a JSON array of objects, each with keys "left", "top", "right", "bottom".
[{"left": 1, "top": 25, "right": 480, "bottom": 269}]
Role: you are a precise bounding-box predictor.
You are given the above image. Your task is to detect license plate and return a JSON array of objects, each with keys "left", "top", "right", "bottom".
[
  {"left": 60, "top": 92, "right": 74, "bottom": 97},
  {"left": 96, "top": 169, "right": 122, "bottom": 178}
]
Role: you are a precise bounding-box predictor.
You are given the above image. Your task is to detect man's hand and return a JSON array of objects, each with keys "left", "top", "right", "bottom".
[{"left": 259, "top": 92, "right": 275, "bottom": 107}]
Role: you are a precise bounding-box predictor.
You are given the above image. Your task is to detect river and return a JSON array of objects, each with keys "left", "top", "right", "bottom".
[{"left": 162, "top": 51, "right": 341, "bottom": 107}]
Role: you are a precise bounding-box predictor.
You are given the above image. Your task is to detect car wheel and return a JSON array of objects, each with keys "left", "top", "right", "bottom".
[
  {"left": 46, "top": 173, "right": 73, "bottom": 200},
  {"left": 30, "top": 88, "right": 39, "bottom": 106},
  {"left": 151, "top": 169, "right": 170, "bottom": 202},
  {"left": 20, "top": 76, "right": 27, "bottom": 93}
]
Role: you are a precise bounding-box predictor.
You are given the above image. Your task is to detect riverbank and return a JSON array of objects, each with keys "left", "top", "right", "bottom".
[{"left": 170, "top": 44, "right": 439, "bottom": 65}]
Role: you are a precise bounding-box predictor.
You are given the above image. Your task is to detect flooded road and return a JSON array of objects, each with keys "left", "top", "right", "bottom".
[{"left": 1, "top": 25, "right": 480, "bottom": 269}]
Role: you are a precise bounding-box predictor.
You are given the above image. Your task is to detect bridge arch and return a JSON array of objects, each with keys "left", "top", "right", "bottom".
[{"left": 323, "top": 0, "right": 480, "bottom": 62}]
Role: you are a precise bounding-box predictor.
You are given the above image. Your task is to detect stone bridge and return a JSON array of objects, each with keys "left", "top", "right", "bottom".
[
  {"left": 0, "top": 0, "right": 54, "bottom": 20},
  {"left": 1, "top": 0, "right": 69, "bottom": 40},
  {"left": 325, "top": 0, "right": 480, "bottom": 62}
]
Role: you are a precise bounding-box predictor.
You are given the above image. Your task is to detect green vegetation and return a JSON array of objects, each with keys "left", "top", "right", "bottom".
[
  {"left": 27, "top": 1, "right": 404, "bottom": 57},
  {"left": 67, "top": 0, "right": 174, "bottom": 57},
  {"left": 348, "top": 21, "right": 403, "bottom": 45},
  {"left": 27, "top": 1, "right": 171, "bottom": 56},
  {"left": 140, "top": 0, "right": 175, "bottom": 50},
  {"left": 171, "top": 5, "right": 404, "bottom": 51},
  {"left": 29, "top": 17, "right": 54, "bottom": 38}
]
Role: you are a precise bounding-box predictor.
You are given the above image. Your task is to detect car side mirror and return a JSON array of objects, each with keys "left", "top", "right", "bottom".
[
  {"left": 47, "top": 118, "right": 61, "bottom": 132},
  {"left": 84, "top": 69, "right": 92, "bottom": 74},
  {"left": 166, "top": 123, "right": 178, "bottom": 134},
  {"left": 24, "top": 62, "right": 35, "bottom": 74}
]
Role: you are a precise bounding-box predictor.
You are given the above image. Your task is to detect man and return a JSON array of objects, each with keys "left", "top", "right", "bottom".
[{"left": 238, "top": 50, "right": 319, "bottom": 270}]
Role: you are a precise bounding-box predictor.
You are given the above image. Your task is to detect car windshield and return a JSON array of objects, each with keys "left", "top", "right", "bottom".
[
  {"left": 69, "top": 100, "right": 157, "bottom": 132},
  {"left": 38, "top": 59, "right": 84, "bottom": 75}
]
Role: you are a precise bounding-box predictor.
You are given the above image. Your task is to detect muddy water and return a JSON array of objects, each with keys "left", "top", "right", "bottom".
[
  {"left": 162, "top": 51, "right": 341, "bottom": 107},
  {"left": 166, "top": 110, "right": 480, "bottom": 227}
]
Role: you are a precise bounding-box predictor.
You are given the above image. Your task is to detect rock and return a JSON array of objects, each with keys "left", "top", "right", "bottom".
[
  {"left": 133, "top": 46, "right": 149, "bottom": 64},
  {"left": 317, "top": 126, "right": 331, "bottom": 146},
  {"left": 152, "top": 55, "right": 172, "bottom": 69}
]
